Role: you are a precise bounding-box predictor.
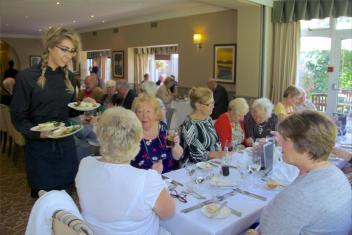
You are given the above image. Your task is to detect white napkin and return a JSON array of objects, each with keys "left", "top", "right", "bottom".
[{"left": 270, "top": 161, "right": 299, "bottom": 186}]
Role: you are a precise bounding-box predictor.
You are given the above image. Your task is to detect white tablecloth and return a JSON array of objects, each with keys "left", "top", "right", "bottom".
[
  {"left": 170, "top": 100, "right": 193, "bottom": 129},
  {"left": 160, "top": 151, "right": 298, "bottom": 235}
]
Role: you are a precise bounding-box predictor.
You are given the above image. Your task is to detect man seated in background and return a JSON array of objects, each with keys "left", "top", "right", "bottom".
[
  {"left": 3, "top": 60, "right": 18, "bottom": 80},
  {"left": 77, "top": 74, "right": 104, "bottom": 103},
  {"left": 116, "top": 79, "right": 136, "bottom": 109},
  {"left": 207, "top": 78, "right": 228, "bottom": 120},
  {"left": 295, "top": 87, "right": 317, "bottom": 112}
]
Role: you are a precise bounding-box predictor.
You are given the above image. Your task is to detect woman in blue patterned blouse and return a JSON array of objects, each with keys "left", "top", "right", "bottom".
[
  {"left": 182, "top": 87, "right": 223, "bottom": 163},
  {"left": 131, "top": 94, "right": 183, "bottom": 173}
]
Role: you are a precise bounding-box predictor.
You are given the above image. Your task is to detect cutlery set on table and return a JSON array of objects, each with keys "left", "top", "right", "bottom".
[{"left": 162, "top": 171, "right": 268, "bottom": 219}]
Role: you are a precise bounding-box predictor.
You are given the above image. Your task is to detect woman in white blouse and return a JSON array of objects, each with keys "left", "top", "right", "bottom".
[{"left": 75, "top": 107, "right": 175, "bottom": 235}]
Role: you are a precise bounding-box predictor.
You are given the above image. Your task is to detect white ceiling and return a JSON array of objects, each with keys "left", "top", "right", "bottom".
[{"left": 0, "top": 0, "right": 268, "bottom": 38}]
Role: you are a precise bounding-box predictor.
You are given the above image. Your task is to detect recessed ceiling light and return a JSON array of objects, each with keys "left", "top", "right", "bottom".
[
  {"left": 56, "top": 1, "right": 60, "bottom": 5},
  {"left": 101, "top": 20, "right": 105, "bottom": 23},
  {"left": 48, "top": 26, "right": 52, "bottom": 29},
  {"left": 73, "top": 20, "right": 76, "bottom": 23},
  {"left": 25, "top": 16, "right": 28, "bottom": 19},
  {"left": 90, "top": 15, "right": 94, "bottom": 18}
]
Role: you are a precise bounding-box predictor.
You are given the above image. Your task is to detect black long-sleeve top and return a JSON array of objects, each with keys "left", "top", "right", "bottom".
[{"left": 10, "top": 64, "right": 76, "bottom": 140}]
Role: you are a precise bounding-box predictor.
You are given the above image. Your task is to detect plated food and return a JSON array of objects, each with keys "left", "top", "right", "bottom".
[
  {"left": 201, "top": 203, "right": 230, "bottom": 219},
  {"left": 265, "top": 180, "right": 285, "bottom": 190},
  {"left": 30, "top": 121, "right": 64, "bottom": 132},
  {"left": 48, "top": 125, "right": 83, "bottom": 139},
  {"left": 68, "top": 101, "right": 101, "bottom": 111}
]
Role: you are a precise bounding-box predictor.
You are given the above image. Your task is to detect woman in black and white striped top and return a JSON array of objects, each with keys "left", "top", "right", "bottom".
[{"left": 182, "top": 87, "right": 222, "bottom": 163}]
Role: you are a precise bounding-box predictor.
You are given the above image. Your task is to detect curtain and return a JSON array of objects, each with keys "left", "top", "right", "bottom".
[
  {"left": 134, "top": 53, "right": 150, "bottom": 85},
  {"left": 273, "top": 0, "right": 351, "bottom": 23},
  {"left": 270, "top": 22, "right": 301, "bottom": 104}
]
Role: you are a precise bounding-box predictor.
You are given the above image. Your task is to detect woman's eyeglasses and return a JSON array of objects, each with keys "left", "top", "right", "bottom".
[
  {"left": 56, "top": 45, "right": 77, "bottom": 56},
  {"left": 170, "top": 189, "right": 187, "bottom": 203},
  {"left": 201, "top": 101, "right": 215, "bottom": 107}
]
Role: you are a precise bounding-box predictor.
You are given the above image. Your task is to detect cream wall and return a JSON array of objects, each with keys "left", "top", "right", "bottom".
[
  {"left": 81, "top": 10, "right": 238, "bottom": 92},
  {"left": 236, "top": 5, "right": 261, "bottom": 98},
  {"left": 2, "top": 38, "right": 42, "bottom": 70}
]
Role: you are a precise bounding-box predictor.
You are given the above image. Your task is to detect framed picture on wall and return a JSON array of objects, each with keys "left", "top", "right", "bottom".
[
  {"left": 112, "top": 51, "right": 124, "bottom": 78},
  {"left": 30, "top": 55, "right": 41, "bottom": 67},
  {"left": 213, "top": 44, "right": 236, "bottom": 84}
]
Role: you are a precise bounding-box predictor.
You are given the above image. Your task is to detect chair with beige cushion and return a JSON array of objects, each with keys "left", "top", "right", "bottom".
[{"left": 52, "top": 210, "right": 93, "bottom": 235}]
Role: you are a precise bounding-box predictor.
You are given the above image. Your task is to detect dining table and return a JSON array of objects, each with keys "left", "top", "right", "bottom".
[{"left": 159, "top": 147, "right": 349, "bottom": 235}]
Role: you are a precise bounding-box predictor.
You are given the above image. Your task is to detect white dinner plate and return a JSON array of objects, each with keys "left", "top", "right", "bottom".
[
  {"left": 68, "top": 102, "right": 101, "bottom": 111},
  {"left": 196, "top": 162, "right": 213, "bottom": 170},
  {"left": 48, "top": 125, "right": 83, "bottom": 139},
  {"left": 208, "top": 176, "right": 233, "bottom": 187},
  {"left": 30, "top": 122, "right": 64, "bottom": 132},
  {"left": 201, "top": 203, "right": 231, "bottom": 219}
]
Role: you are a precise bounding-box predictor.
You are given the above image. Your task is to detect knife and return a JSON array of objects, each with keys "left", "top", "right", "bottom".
[
  {"left": 161, "top": 175, "right": 184, "bottom": 187},
  {"left": 209, "top": 161, "right": 238, "bottom": 169},
  {"left": 181, "top": 191, "right": 234, "bottom": 213},
  {"left": 227, "top": 206, "right": 242, "bottom": 217},
  {"left": 233, "top": 188, "right": 267, "bottom": 201}
]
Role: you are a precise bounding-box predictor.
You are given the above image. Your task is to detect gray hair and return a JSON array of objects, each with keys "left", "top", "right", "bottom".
[
  {"left": 97, "top": 107, "right": 142, "bottom": 163},
  {"left": 251, "top": 97, "right": 273, "bottom": 119},
  {"left": 116, "top": 79, "right": 130, "bottom": 90},
  {"left": 140, "top": 81, "right": 158, "bottom": 96}
]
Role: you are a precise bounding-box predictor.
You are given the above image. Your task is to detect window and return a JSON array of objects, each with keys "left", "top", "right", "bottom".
[
  {"left": 298, "top": 17, "right": 352, "bottom": 114},
  {"left": 149, "top": 54, "right": 179, "bottom": 82}
]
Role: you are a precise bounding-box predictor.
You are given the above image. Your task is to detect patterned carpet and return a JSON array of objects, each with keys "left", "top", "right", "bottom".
[{"left": 0, "top": 151, "right": 33, "bottom": 235}]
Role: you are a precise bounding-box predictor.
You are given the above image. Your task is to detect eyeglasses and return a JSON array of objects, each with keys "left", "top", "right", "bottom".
[
  {"left": 200, "top": 101, "right": 215, "bottom": 107},
  {"left": 55, "top": 45, "right": 77, "bottom": 56},
  {"left": 170, "top": 189, "right": 187, "bottom": 203}
]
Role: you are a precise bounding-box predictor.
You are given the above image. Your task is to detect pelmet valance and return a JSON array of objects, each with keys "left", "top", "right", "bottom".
[
  {"left": 87, "top": 50, "right": 111, "bottom": 59},
  {"left": 134, "top": 45, "right": 178, "bottom": 55},
  {"left": 273, "top": 0, "right": 352, "bottom": 23}
]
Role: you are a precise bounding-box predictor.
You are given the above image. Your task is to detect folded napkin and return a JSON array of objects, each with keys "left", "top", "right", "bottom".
[{"left": 270, "top": 161, "right": 299, "bottom": 186}]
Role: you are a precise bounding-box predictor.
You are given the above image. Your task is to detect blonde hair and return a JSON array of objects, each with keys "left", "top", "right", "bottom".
[
  {"left": 97, "top": 107, "right": 142, "bottom": 163},
  {"left": 189, "top": 87, "right": 213, "bottom": 109},
  {"left": 105, "top": 79, "right": 116, "bottom": 88},
  {"left": 251, "top": 97, "right": 274, "bottom": 119},
  {"left": 283, "top": 85, "right": 301, "bottom": 98},
  {"left": 228, "top": 98, "right": 249, "bottom": 116},
  {"left": 278, "top": 111, "right": 336, "bottom": 161},
  {"left": 132, "top": 94, "right": 162, "bottom": 121},
  {"left": 37, "top": 26, "right": 82, "bottom": 93}
]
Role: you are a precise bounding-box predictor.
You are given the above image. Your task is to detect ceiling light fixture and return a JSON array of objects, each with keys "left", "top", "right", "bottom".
[
  {"left": 102, "top": 20, "right": 105, "bottom": 23},
  {"left": 72, "top": 20, "right": 76, "bottom": 23},
  {"left": 90, "top": 15, "right": 94, "bottom": 18},
  {"left": 56, "top": 2, "right": 60, "bottom": 5}
]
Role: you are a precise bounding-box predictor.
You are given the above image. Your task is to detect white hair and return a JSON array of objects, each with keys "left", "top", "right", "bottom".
[
  {"left": 251, "top": 97, "right": 273, "bottom": 119},
  {"left": 140, "top": 81, "right": 158, "bottom": 96}
]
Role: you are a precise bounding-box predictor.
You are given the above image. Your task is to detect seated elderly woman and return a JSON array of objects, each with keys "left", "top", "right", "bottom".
[
  {"left": 75, "top": 107, "right": 175, "bottom": 234},
  {"left": 140, "top": 80, "right": 166, "bottom": 123},
  {"left": 100, "top": 79, "right": 121, "bottom": 109},
  {"left": 214, "top": 98, "right": 249, "bottom": 150},
  {"left": 182, "top": 87, "right": 222, "bottom": 163},
  {"left": 247, "top": 111, "right": 351, "bottom": 235},
  {"left": 274, "top": 85, "right": 301, "bottom": 121},
  {"left": 244, "top": 97, "right": 278, "bottom": 146},
  {"left": 131, "top": 94, "right": 183, "bottom": 173}
]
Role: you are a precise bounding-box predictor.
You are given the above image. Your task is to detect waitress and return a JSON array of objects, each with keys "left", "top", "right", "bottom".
[{"left": 10, "top": 27, "right": 82, "bottom": 198}]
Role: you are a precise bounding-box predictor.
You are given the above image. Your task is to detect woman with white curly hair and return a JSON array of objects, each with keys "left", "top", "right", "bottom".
[{"left": 244, "top": 97, "right": 278, "bottom": 146}]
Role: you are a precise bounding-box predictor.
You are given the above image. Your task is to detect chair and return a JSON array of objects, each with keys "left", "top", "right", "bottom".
[
  {"left": 2, "top": 104, "right": 25, "bottom": 165},
  {"left": 52, "top": 210, "right": 93, "bottom": 235},
  {"left": 25, "top": 190, "right": 93, "bottom": 235},
  {"left": 0, "top": 104, "right": 9, "bottom": 156},
  {"left": 311, "top": 93, "right": 327, "bottom": 112}
]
